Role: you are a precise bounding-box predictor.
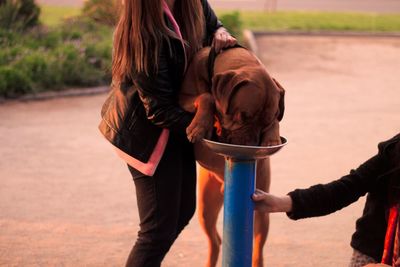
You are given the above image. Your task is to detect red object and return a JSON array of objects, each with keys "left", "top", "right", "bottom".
[{"left": 382, "top": 204, "right": 400, "bottom": 266}]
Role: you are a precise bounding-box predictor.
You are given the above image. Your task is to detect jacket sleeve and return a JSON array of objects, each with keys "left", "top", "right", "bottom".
[
  {"left": 286, "top": 140, "right": 393, "bottom": 220},
  {"left": 202, "top": 0, "right": 223, "bottom": 45},
  {"left": 133, "top": 45, "right": 194, "bottom": 135}
]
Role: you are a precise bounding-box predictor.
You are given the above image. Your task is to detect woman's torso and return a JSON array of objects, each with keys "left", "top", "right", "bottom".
[{"left": 98, "top": 0, "right": 222, "bottom": 162}]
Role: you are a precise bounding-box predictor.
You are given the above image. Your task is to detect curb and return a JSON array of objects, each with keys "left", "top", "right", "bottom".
[
  {"left": 0, "top": 86, "right": 109, "bottom": 104},
  {"left": 242, "top": 29, "right": 260, "bottom": 57},
  {"left": 241, "top": 29, "right": 400, "bottom": 57}
]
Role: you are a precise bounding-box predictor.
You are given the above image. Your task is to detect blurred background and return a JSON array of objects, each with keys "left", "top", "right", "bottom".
[
  {"left": 1, "top": 0, "right": 400, "bottom": 99},
  {"left": 0, "top": 0, "right": 399, "bottom": 266},
  {"left": 1, "top": 0, "right": 400, "bottom": 98}
]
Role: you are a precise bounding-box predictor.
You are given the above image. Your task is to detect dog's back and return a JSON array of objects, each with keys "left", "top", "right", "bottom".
[
  {"left": 214, "top": 47, "right": 262, "bottom": 74},
  {"left": 179, "top": 46, "right": 262, "bottom": 112},
  {"left": 179, "top": 47, "right": 211, "bottom": 113},
  {"left": 179, "top": 46, "right": 279, "bottom": 174}
]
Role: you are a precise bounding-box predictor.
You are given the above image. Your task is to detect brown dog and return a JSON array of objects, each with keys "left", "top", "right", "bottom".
[{"left": 179, "top": 46, "right": 285, "bottom": 267}]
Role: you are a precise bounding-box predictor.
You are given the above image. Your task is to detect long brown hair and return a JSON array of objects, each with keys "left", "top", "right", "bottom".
[{"left": 112, "top": 0, "right": 205, "bottom": 82}]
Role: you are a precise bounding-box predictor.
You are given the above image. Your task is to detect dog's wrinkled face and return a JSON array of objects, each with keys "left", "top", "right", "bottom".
[{"left": 212, "top": 68, "right": 285, "bottom": 146}]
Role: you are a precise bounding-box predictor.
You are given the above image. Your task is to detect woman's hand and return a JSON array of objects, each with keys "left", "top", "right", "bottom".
[
  {"left": 213, "top": 27, "right": 237, "bottom": 53},
  {"left": 364, "top": 259, "right": 400, "bottom": 267},
  {"left": 363, "top": 264, "right": 391, "bottom": 267},
  {"left": 252, "top": 189, "right": 293, "bottom": 213}
]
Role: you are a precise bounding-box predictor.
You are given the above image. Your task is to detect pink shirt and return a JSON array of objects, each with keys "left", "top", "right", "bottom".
[{"left": 113, "top": 0, "right": 186, "bottom": 176}]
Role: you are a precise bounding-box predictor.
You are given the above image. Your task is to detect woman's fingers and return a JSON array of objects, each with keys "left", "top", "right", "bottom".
[
  {"left": 252, "top": 189, "right": 267, "bottom": 201},
  {"left": 213, "top": 36, "right": 222, "bottom": 53},
  {"left": 227, "top": 36, "right": 237, "bottom": 47},
  {"left": 213, "top": 27, "right": 237, "bottom": 53}
]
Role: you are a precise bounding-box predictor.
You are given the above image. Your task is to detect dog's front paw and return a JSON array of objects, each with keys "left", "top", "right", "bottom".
[
  {"left": 186, "top": 113, "right": 214, "bottom": 143},
  {"left": 187, "top": 93, "right": 215, "bottom": 143}
]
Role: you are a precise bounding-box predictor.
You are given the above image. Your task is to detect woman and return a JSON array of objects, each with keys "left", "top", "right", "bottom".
[
  {"left": 98, "top": 0, "right": 236, "bottom": 266},
  {"left": 252, "top": 133, "right": 400, "bottom": 267}
]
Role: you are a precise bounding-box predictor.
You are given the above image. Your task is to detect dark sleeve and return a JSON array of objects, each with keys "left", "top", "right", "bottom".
[
  {"left": 287, "top": 144, "right": 391, "bottom": 220},
  {"left": 202, "top": 0, "right": 223, "bottom": 45},
  {"left": 133, "top": 45, "right": 194, "bottom": 134}
]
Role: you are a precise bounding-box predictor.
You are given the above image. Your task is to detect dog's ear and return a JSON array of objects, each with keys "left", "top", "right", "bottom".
[
  {"left": 211, "top": 70, "right": 249, "bottom": 115},
  {"left": 272, "top": 78, "right": 285, "bottom": 121}
]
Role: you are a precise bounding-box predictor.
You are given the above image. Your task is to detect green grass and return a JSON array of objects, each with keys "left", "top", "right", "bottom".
[
  {"left": 39, "top": 5, "right": 81, "bottom": 26},
  {"left": 39, "top": 5, "right": 400, "bottom": 32},
  {"left": 217, "top": 11, "right": 400, "bottom": 32}
]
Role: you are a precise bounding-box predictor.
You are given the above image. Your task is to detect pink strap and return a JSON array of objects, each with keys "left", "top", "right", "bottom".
[
  {"left": 162, "top": 0, "right": 187, "bottom": 69},
  {"left": 162, "top": 1, "right": 182, "bottom": 38},
  {"left": 114, "top": 129, "right": 169, "bottom": 176}
]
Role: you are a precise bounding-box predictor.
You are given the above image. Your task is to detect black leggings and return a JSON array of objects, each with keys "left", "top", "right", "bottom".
[{"left": 125, "top": 133, "right": 196, "bottom": 267}]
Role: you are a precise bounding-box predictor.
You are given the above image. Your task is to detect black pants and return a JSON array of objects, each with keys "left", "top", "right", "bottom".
[{"left": 126, "top": 133, "right": 196, "bottom": 267}]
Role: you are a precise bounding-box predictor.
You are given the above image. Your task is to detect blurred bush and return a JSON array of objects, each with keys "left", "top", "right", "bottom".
[
  {"left": 0, "top": 17, "right": 113, "bottom": 98},
  {"left": 13, "top": 50, "right": 62, "bottom": 90},
  {"left": 0, "top": 3, "right": 246, "bottom": 99},
  {"left": 0, "top": 66, "right": 33, "bottom": 97},
  {"left": 219, "top": 11, "right": 243, "bottom": 39},
  {"left": 82, "top": 0, "right": 121, "bottom": 26},
  {"left": 0, "top": 0, "right": 40, "bottom": 31}
]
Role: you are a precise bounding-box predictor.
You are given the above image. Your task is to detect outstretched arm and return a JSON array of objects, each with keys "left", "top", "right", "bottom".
[
  {"left": 252, "top": 189, "right": 293, "bottom": 213},
  {"left": 252, "top": 141, "right": 391, "bottom": 219}
]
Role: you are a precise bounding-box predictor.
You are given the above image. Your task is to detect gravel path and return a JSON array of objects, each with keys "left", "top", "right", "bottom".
[{"left": 0, "top": 35, "right": 399, "bottom": 266}]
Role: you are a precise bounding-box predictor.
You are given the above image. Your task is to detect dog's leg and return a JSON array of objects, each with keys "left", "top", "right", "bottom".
[
  {"left": 253, "top": 157, "right": 271, "bottom": 267},
  {"left": 197, "top": 164, "right": 224, "bottom": 267},
  {"left": 186, "top": 93, "right": 215, "bottom": 143}
]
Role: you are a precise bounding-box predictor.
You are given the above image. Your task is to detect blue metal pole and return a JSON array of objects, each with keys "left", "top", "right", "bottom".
[{"left": 222, "top": 158, "right": 256, "bottom": 267}]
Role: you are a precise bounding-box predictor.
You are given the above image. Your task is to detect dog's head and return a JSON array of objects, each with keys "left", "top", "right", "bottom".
[{"left": 211, "top": 66, "right": 285, "bottom": 146}]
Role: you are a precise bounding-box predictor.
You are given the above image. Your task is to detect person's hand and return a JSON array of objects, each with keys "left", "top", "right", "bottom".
[
  {"left": 364, "top": 258, "right": 400, "bottom": 267},
  {"left": 363, "top": 264, "right": 391, "bottom": 267},
  {"left": 212, "top": 27, "right": 237, "bottom": 53},
  {"left": 363, "top": 258, "right": 400, "bottom": 267},
  {"left": 252, "top": 189, "right": 293, "bottom": 213}
]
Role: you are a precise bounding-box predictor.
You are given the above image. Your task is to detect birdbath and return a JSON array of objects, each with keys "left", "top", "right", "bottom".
[{"left": 202, "top": 137, "right": 287, "bottom": 267}]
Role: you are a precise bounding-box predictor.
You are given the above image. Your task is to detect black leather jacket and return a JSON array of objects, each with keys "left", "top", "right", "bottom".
[
  {"left": 99, "top": 0, "right": 222, "bottom": 162},
  {"left": 287, "top": 133, "right": 400, "bottom": 261}
]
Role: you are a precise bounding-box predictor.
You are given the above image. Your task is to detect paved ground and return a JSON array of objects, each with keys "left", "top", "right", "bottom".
[
  {"left": 36, "top": 0, "right": 400, "bottom": 13},
  {"left": 0, "top": 35, "right": 399, "bottom": 266}
]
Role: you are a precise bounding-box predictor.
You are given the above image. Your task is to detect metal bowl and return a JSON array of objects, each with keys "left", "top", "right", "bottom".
[{"left": 202, "top": 137, "right": 287, "bottom": 160}]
